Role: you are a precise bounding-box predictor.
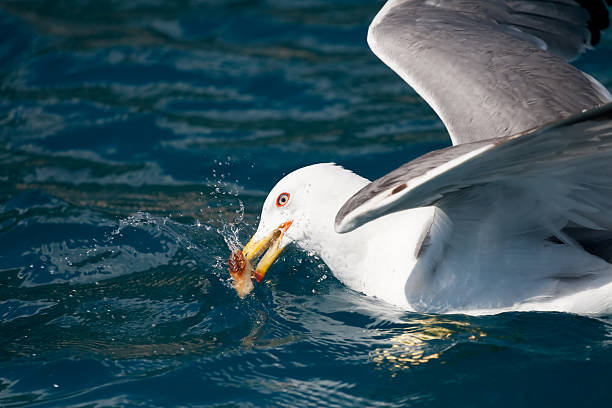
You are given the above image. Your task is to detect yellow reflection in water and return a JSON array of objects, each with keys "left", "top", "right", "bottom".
[{"left": 371, "top": 317, "right": 486, "bottom": 371}]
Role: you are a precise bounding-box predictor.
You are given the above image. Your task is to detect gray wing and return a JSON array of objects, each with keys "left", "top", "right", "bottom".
[
  {"left": 335, "top": 102, "right": 612, "bottom": 233},
  {"left": 369, "top": 0, "right": 611, "bottom": 145}
]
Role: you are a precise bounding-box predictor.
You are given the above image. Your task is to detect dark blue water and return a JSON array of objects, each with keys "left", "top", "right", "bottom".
[{"left": 2, "top": 1, "right": 612, "bottom": 406}]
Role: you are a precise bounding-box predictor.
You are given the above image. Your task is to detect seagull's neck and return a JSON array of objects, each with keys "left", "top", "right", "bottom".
[
  {"left": 295, "top": 166, "right": 435, "bottom": 308},
  {"left": 294, "top": 166, "right": 369, "bottom": 265}
]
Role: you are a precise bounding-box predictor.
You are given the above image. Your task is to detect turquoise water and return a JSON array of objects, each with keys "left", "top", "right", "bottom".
[{"left": 1, "top": 1, "right": 612, "bottom": 406}]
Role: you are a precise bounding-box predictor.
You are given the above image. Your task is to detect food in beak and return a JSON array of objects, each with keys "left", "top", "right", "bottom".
[
  {"left": 227, "top": 221, "right": 292, "bottom": 298},
  {"left": 228, "top": 250, "right": 254, "bottom": 298}
]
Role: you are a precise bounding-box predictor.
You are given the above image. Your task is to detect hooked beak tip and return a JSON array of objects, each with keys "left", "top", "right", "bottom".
[{"left": 253, "top": 270, "right": 265, "bottom": 282}]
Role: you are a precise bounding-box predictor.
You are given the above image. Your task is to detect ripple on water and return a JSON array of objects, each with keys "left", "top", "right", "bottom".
[{"left": 1, "top": 0, "right": 612, "bottom": 406}]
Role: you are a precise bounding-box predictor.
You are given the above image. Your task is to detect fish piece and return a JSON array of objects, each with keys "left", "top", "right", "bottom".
[{"left": 228, "top": 250, "right": 254, "bottom": 298}]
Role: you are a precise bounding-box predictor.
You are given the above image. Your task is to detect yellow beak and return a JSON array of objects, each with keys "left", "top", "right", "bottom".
[{"left": 242, "top": 221, "right": 292, "bottom": 282}]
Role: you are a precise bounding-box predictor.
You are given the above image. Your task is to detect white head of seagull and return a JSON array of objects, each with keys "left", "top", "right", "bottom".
[
  {"left": 243, "top": 163, "right": 436, "bottom": 308},
  {"left": 242, "top": 164, "right": 369, "bottom": 282}
]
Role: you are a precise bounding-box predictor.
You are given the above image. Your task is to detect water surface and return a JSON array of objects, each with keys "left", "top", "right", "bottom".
[{"left": 1, "top": 0, "right": 612, "bottom": 406}]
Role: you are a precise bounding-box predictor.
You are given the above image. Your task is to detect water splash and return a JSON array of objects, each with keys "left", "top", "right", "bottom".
[
  {"left": 109, "top": 210, "right": 199, "bottom": 251},
  {"left": 207, "top": 157, "right": 255, "bottom": 253},
  {"left": 218, "top": 199, "right": 246, "bottom": 252}
]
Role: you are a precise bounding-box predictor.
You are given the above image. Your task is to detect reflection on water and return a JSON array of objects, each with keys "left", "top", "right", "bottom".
[{"left": 371, "top": 317, "right": 486, "bottom": 371}]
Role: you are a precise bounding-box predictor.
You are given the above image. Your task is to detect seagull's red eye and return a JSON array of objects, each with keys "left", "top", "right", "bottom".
[{"left": 276, "top": 192, "right": 290, "bottom": 207}]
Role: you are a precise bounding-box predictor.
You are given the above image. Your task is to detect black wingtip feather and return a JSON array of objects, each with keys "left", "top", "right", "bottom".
[{"left": 575, "top": 0, "right": 610, "bottom": 46}]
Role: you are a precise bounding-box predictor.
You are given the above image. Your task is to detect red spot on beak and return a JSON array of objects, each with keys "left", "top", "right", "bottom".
[
  {"left": 254, "top": 270, "right": 265, "bottom": 283},
  {"left": 278, "top": 221, "right": 293, "bottom": 232}
]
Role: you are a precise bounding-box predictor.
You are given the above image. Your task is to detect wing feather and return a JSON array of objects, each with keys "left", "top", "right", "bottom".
[
  {"left": 368, "top": 0, "right": 611, "bottom": 144},
  {"left": 335, "top": 102, "right": 612, "bottom": 233}
]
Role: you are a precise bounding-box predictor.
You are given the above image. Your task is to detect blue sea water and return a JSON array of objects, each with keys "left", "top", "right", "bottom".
[{"left": 1, "top": 0, "right": 612, "bottom": 406}]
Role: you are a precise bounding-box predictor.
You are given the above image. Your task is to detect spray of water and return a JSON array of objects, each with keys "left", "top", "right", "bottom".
[
  {"left": 101, "top": 158, "right": 257, "bottom": 292},
  {"left": 208, "top": 157, "right": 254, "bottom": 253}
]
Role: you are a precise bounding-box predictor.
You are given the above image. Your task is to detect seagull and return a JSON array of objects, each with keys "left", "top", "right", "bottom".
[{"left": 241, "top": 0, "right": 612, "bottom": 314}]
